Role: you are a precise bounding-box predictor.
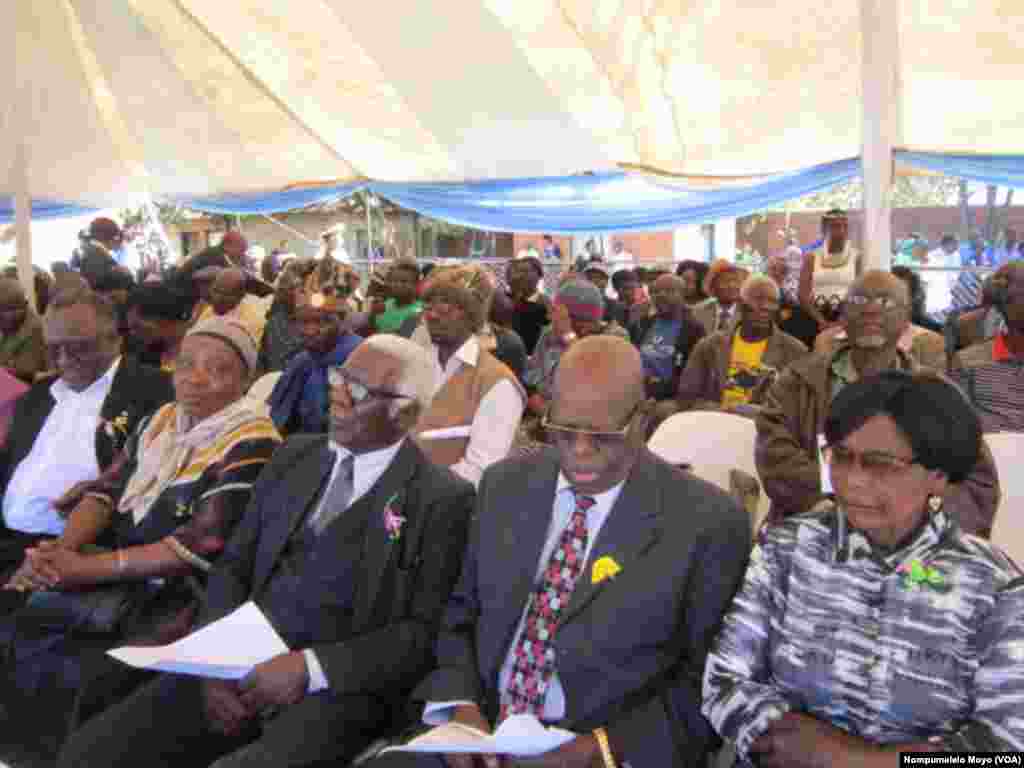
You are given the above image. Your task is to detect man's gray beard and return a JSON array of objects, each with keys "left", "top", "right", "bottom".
[
  {"left": 852, "top": 334, "right": 887, "bottom": 349},
  {"left": 827, "top": 237, "right": 847, "bottom": 254}
]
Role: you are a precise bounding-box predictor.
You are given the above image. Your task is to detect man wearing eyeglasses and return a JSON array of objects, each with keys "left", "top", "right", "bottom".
[
  {"left": 0, "top": 287, "right": 173, "bottom": 582},
  {"left": 367, "top": 336, "right": 751, "bottom": 768},
  {"left": 60, "top": 334, "right": 475, "bottom": 768},
  {"left": 755, "top": 270, "right": 999, "bottom": 537}
]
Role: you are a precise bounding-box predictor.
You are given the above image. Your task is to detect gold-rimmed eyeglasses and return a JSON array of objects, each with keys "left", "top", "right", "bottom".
[{"left": 541, "top": 405, "right": 639, "bottom": 449}]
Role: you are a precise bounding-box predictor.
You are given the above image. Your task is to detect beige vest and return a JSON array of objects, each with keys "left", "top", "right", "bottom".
[{"left": 414, "top": 347, "right": 524, "bottom": 467}]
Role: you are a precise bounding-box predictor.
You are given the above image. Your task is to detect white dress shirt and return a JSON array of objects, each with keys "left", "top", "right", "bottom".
[
  {"left": 2, "top": 360, "right": 119, "bottom": 536},
  {"left": 424, "top": 475, "right": 625, "bottom": 724},
  {"left": 303, "top": 438, "right": 405, "bottom": 693},
  {"left": 421, "top": 336, "right": 523, "bottom": 488}
]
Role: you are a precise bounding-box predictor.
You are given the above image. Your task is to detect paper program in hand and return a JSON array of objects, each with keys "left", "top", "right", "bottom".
[
  {"left": 383, "top": 714, "right": 575, "bottom": 757},
  {"left": 107, "top": 601, "right": 288, "bottom": 680}
]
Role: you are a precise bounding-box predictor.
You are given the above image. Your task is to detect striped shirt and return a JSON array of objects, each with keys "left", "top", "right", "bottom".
[
  {"left": 702, "top": 505, "right": 1024, "bottom": 760},
  {"left": 951, "top": 334, "right": 1024, "bottom": 433}
]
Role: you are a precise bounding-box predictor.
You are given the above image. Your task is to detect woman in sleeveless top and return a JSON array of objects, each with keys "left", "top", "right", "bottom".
[{"left": 798, "top": 209, "right": 861, "bottom": 325}]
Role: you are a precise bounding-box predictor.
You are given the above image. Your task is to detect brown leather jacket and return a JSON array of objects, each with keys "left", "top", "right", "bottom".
[{"left": 754, "top": 345, "right": 1000, "bottom": 537}]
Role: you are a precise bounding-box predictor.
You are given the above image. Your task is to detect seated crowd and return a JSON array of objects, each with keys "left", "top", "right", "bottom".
[{"left": 0, "top": 213, "right": 1019, "bottom": 768}]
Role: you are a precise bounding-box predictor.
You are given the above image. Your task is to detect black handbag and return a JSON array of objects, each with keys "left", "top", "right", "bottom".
[{"left": 19, "top": 582, "right": 145, "bottom": 635}]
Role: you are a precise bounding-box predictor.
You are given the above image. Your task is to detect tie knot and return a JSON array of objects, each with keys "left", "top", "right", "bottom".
[{"left": 573, "top": 492, "right": 596, "bottom": 512}]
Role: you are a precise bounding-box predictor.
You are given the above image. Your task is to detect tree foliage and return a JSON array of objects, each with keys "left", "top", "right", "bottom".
[{"left": 781, "top": 175, "right": 962, "bottom": 211}]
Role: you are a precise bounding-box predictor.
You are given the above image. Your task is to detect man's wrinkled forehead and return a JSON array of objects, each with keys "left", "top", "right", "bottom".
[
  {"left": 343, "top": 345, "right": 402, "bottom": 390},
  {"left": 847, "top": 273, "right": 908, "bottom": 302}
]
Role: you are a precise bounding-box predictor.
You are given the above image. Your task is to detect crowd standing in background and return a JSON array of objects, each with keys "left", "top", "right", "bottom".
[{"left": 0, "top": 209, "right": 1019, "bottom": 767}]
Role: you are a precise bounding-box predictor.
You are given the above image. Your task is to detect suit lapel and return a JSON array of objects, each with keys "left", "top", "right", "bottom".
[
  {"left": 498, "top": 453, "right": 561, "bottom": 649},
  {"left": 762, "top": 332, "right": 790, "bottom": 371},
  {"left": 94, "top": 359, "right": 132, "bottom": 466},
  {"left": 255, "top": 443, "right": 335, "bottom": 593},
  {"left": 712, "top": 332, "right": 731, "bottom": 396},
  {"left": 353, "top": 440, "right": 420, "bottom": 626},
  {"left": 563, "top": 452, "right": 664, "bottom": 624}
]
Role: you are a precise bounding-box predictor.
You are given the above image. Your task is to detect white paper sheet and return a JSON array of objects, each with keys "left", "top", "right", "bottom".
[
  {"left": 417, "top": 425, "right": 472, "bottom": 440},
  {"left": 107, "top": 601, "right": 288, "bottom": 680},
  {"left": 382, "top": 715, "right": 576, "bottom": 758}
]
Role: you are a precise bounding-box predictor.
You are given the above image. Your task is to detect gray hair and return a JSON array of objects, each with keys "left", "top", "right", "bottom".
[
  {"left": 359, "top": 334, "right": 436, "bottom": 412},
  {"left": 740, "top": 274, "right": 781, "bottom": 303}
]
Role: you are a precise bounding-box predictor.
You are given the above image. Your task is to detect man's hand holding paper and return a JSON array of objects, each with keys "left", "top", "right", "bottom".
[{"left": 238, "top": 650, "right": 310, "bottom": 712}]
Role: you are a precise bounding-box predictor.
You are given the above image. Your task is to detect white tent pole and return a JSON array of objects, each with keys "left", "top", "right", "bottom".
[
  {"left": 859, "top": 0, "right": 901, "bottom": 272},
  {"left": 366, "top": 192, "right": 374, "bottom": 262},
  {"left": 13, "top": 142, "right": 36, "bottom": 311}
]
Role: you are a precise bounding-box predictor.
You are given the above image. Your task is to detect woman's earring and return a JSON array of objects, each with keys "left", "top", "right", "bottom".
[{"left": 927, "top": 494, "right": 944, "bottom": 513}]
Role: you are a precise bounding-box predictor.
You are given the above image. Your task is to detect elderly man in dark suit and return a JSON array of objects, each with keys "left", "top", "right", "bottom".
[
  {"left": 370, "top": 336, "right": 751, "bottom": 768},
  {"left": 59, "top": 334, "right": 475, "bottom": 768},
  {"left": 0, "top": 286, "right": 173, "bottom": 579}
]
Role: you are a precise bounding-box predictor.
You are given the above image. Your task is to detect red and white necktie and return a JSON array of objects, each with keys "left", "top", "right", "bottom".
[{"left": 499, "top": 492, "right": 594, "bottom": 720}]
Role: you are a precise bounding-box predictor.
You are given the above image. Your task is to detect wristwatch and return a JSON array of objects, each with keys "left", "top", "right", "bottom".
[{"left": 560, "top": 331, "right": 578, "bottom": 346}]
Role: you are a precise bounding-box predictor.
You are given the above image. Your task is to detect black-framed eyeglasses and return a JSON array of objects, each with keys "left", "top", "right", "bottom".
[
  {"left": 327, "top": 367, "right": 414, "bottom": 405},
  {"left": 541, "top": 404, "right": 640, "bottom": 449},
  {"left": 822, "top": 444, "right": 918, "bottom": 478}
]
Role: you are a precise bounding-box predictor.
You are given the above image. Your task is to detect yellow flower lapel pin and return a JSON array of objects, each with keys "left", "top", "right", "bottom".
[{"left": 591, "top": 556, "right": 622, "bottom": 585}]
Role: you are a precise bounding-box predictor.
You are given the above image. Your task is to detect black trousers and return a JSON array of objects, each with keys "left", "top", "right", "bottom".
[
  {"left": 59, "top": 671, "right": 393, "bottom": 768},
  {"left": 363, "top": 753, "right": 446, "bottom": 768},
  {"left": 0, "top": 528, "right": 55, "bottom": 582}
]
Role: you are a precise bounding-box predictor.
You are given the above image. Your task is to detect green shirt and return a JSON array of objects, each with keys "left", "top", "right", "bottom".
[{"left": 374, "top": 299, "right": 422, "bottom": 334}]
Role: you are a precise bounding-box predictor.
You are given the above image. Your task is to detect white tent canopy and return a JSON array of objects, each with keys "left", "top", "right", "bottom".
[
  {"left": 2, "top": 1, "right": 1023, "bottom": 289},
  {"left": 4, "top": 0, "right": 1023, "bottom": 206}
]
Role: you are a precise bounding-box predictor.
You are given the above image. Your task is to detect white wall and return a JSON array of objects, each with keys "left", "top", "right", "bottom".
[{"left": 672, "top": 218, "right": 737, "bottom": 263}]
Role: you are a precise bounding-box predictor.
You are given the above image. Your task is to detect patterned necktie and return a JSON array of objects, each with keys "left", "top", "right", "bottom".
[
  {"left": 719, "top": 305, "right": 732, "bottom": 329},
  {"left": 499, "top": 491, "right": 595, "bottom": 721},
  {"left": 308, "top": 454, "right": 354, "bottom": 536}
]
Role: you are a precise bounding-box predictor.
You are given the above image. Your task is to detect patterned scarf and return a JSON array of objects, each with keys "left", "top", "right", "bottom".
[{"left": 119, "top": 398, "right": 267, "bottom": 525}]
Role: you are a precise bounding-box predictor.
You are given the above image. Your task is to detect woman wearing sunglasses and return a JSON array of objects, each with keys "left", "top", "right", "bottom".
[{"left": 704, "top": 371, "right": 1024, "bottom": 765}]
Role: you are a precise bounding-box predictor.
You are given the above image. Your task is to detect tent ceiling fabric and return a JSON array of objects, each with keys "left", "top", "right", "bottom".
[{"left": 2, "top": 1, "right": 1022, "bottom": 210}]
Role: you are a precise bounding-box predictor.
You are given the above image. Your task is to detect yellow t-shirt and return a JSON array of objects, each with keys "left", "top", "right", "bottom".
[{"left": 721, "top": 331, "right": 770, "bottom": 409}]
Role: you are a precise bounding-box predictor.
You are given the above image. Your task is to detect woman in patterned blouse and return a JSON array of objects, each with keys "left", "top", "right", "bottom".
[
  {"left": 703, "top": 371, "right": 1024, "bottom": 765},
  {"left": 0, "top": 318, "right": 281, "bottom": 756}
]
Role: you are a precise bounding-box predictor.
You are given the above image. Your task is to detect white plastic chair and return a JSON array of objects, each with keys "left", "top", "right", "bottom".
[
  {"left": 247, "top": 371, "right": 282, "bottom": 403},
  {"left": 648, "top": 410, "right": 767, "bottom": 535},
  {"left": 985, "top": 432, "right": 1024, "bottom": 565}
]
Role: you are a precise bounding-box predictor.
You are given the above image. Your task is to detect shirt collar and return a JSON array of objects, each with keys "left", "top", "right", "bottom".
[
  {"left": 830, "top": 346, "right": 858, "bottom": 388},
  {"left": 51, "top": 357, "right": 120, "bottom": 403},
  {"left": 453, "top": 336, "right": 480, "bottom": 367},
  {"left": 330, "top": 436, "right": 405, "bottom": 474},
  {"left": 832, "top": 502, "right": 953, "bottom": 572},
  {"left": 555, "top": 472, "right": 626, "bottom": 507}
]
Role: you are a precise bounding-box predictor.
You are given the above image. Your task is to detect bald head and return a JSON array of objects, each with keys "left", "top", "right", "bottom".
[
  {"left": 210, "top": 268, "right": 247, "bottom": 315},
  {"left": 549, "top": 336, "right": 648, "bottom": 494},
  {"left": 994, "top": 261, "right": 1024, "bottom": 333},
  {"left": 554, "top": 336, "right": 645, "bottom": 423},
  {"left": 652, "top": 274, "right": 683, "bottom": 294},
  {"left": 214, "top": 268, "right": 246, "bottom": 293},
  {"left": 997, "top": 261, "right": 1024, "bottom": 286}
]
